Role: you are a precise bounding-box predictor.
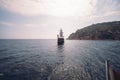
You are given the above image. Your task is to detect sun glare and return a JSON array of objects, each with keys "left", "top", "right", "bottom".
[
  {"left": 0, "top": 0, "right": 96, "bottom": 17},
  {"left": 43, "top": 0, "right": 95, "bottom": 17}
]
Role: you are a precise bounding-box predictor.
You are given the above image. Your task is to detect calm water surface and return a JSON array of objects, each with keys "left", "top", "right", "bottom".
[{"left": 0, "top": 39, "right": 120, "bottom": 80}]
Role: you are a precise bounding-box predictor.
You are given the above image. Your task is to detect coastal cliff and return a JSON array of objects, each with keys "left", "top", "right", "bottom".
[{"left": 68, "top": 21, "right": 120, "bottom": 40}]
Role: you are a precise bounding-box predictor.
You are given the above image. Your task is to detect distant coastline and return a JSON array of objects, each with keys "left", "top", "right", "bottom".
[{"left": 68, "top": 21, "right": 120, "bottom": 40}]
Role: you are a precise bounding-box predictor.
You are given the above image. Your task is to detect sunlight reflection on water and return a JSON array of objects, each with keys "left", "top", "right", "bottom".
[{"left": 0, "top": 40, "right": 120, "bottom": 80}]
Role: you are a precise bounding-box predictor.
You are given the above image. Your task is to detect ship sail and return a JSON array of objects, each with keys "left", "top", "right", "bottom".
[
  {"left": 60, "top": 29, "right": 63, "bottom": 37},
  {"left": 57, "top": 29, "right": 64, "bottom": 45}
]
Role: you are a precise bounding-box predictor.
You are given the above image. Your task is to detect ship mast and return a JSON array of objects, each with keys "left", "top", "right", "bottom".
[
  {"left": 57, "top": 28, "right": 64, "bottom": 45},
  {"left": 59, "top": 28, "right": 63, "bottom": 37}
]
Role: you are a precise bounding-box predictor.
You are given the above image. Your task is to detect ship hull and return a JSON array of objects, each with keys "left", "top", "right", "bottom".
[{"left": 57, "top": 38, "right": 64, "bottom": 45}]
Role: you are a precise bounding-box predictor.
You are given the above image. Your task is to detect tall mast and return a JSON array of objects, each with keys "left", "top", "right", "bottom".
[{"left": 60, "top": 28, "right": 63, "bottom": 37}]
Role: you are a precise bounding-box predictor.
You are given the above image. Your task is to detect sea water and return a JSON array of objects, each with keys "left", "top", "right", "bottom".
[{"left": 0, "top": 39, "right": 120, "bottom": 80}]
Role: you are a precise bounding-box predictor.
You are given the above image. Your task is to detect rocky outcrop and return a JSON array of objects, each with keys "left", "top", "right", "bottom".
[{"left": 68, "top": 21, "right": 120, "bottom": 40}]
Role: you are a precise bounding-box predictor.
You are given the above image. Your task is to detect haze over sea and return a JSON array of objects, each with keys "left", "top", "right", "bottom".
[{"left": 0, "top": 39, "right": 120, "bottom": 80}]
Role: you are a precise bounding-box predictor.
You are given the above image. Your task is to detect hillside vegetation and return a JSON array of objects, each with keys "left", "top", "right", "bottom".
[{"left": 68, "top": 21, "right": 120, "bottom": 40}]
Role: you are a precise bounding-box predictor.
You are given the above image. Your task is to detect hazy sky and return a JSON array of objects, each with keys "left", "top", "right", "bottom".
[{"left": 0, "top": 0, "right": 120, "bottom": 39}]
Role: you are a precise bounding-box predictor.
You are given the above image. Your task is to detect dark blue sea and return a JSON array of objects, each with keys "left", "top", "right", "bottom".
[{"left": 0, "top": 39, "right": 120, "bottom": 80}]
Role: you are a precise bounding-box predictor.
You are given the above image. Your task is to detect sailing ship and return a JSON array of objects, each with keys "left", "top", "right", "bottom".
[{"left": 57, "top": 29, "right": 64, "bottom": 45}]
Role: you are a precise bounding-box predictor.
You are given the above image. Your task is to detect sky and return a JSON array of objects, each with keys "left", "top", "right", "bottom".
[{"left": 0, "top": 0, "right": 120, "bottom": 39}]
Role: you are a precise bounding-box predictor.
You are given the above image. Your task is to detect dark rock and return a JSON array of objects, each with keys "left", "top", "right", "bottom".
[{"left": 67, "top": 21, "right": 120, "bottom": 40}]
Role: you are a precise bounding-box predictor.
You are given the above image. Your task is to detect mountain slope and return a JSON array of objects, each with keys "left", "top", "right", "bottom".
[{"left": 68, "top": 21, "right": 120, "bottom": 40}]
